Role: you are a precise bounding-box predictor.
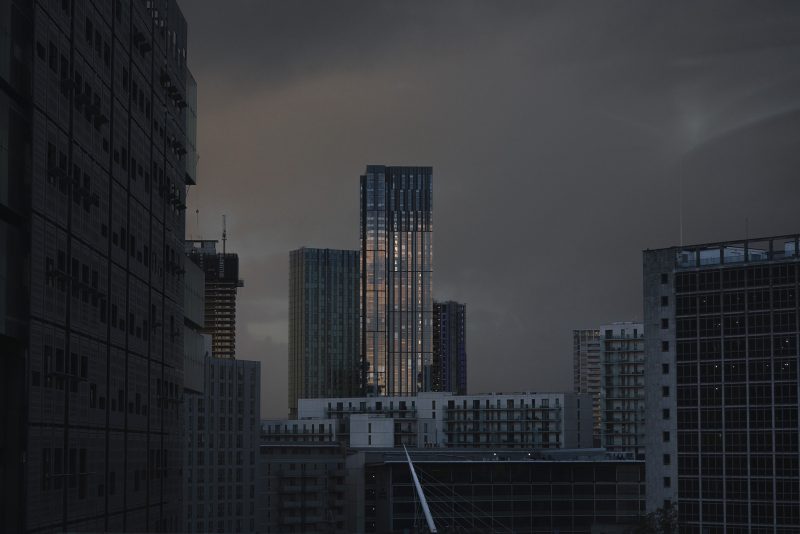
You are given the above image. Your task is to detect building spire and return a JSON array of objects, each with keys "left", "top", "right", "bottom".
[{"left": 222, "top": 214, "right": 227, "bottom": 254}]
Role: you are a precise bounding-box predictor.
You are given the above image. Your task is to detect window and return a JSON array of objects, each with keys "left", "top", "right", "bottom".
[
  {"left": 661, "top": 341, "right": 669, "bottom": 352},
  {"left": 662, "top": 431, "right": 670, "bottom": 442},
  {"left": 661, "top": 318, "right": 669, "bottom": 329},
  {"left": 663, "top": 476, "right": 671, "bottom": 488},
  {"left": 661, "top": 273, "right": 668, "bottom": 284},
  {"left": 662, "top": 386, "right": 670, "bottom": 397},
  {"left": 662, "top": 363, "right": 669, "bottom": 375},
  {"left": 661, "top": 296, "right": 669, "bottom": 307},
  {"left": 662, "top": 408, "right": 670, "bottom": 420},
  {"left": 663, "top": 454, "right": 671, "bottom": 466}
]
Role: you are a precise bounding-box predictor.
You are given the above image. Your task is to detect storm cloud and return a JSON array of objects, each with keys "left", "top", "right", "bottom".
[{"left": 178, "top": 0, "right": 800, "bottom": 417}]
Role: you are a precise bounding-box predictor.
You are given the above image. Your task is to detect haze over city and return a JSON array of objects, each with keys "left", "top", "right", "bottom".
[{"left": 179, "top": 0, "right": 800, "bottom": 417}]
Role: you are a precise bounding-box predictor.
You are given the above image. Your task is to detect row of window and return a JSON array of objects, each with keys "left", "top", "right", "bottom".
[
  {"left": 679, "top": 499, "right": 800, "bottom": 526},
  {"left": 678, "top": 429, "right": 799, "bottom": 451},
  {"left": 675, "top": 265, "right": 797, "bottom": 293},
  {"left": 676, "top": 312, "right": 798, "bottom": 338},
  {"left": 677, "top": 359, "right": 797, "bottom": 384},
  {"left": 677, "top": 336, "right": 798, "bottom": 360},
  {"left": 677, "top": 289, "right": 797, "bottom": 315},
  {"left": 679, "top": 453, "right": 799, "bottom": 476}
]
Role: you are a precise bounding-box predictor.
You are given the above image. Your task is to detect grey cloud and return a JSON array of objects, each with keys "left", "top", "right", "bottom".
[{"left": 180, "top": 0, "right": 800, "bottom": 418}]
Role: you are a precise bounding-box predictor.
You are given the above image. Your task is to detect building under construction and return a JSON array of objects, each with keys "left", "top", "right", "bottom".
[{"left": 185, "top": 239, "right": 244, "bottom": 359}]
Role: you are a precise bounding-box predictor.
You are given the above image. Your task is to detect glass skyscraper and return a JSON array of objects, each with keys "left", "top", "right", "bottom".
[
  {"left": 288, "top": 248, "right": 360, "bottom": 417},
  {"left": 360, "top": 165, "right": 433, "bottom": 396}
]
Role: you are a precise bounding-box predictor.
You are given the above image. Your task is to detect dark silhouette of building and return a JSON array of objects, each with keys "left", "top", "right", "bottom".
[
  {"left": 360, "top": 165, "right": 433, "bottom": 396},
  {"left": 644, "top": 234, "right": 800, "bottom": 532},
  {"left": 432, "top": 300, "right": 467, "bottom": 394},
  {"left": 1, "top": 0, "right": 194, "bottom": 531},
  {"left": 288, "top": 247, "right": 360, "bottom": 417},
  {"left": 185, "top": 240, "right": 243, "bottom": 359},
  {"left": 573, "top": 328, "right": 602, "bottom": 447}
]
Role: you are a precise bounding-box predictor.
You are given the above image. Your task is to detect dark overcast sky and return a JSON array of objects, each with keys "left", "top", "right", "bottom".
[{"left": 178, "top": 1, "right": 800, "bottom": 418}]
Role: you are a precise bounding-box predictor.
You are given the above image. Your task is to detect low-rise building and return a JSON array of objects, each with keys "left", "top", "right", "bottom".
[
  {"left": 296, "top": 391, "right": 593, "bottom": 449},
  {"left": 348, "top": 448, "right": 644, "bottom": 533}
]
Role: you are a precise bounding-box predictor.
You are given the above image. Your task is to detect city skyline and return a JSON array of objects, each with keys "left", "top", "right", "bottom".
[
  {"left": 4, "top": 1, "right": 800, "bottom": 532},
  {"left": 177, "top": 1, "right": 800, "bottom": 418}
]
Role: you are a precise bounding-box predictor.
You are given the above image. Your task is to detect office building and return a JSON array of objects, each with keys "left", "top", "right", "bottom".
[
  {"left": 288, "top": 247, "right": 360, "bottom": 417},
  {"left": 573, "top": 328, "right": 602, "bottom": 446},
  {"left": 348, "top": 448, "right": 644, "bottom": 534},
  {"left": 432, "top": 300, "right": 467, "bottom": 394},
  {"left": 1, "top": 1, "right": 192, "bottom": 530},
  {"left": 644, "top": 234, "right": 800, "bottom": 532},
  {"left": 601, "top": 322, "right": 646, "bottom": 459},
  {"left": 185, "top": 239, "right": 243, "bottom": 359},
  {"left": 183, "top": 357, "right": 262, "bottom": 533},
  {"left": 360, "top": 165, "right": 433, "bottom": 396},
  {"left": 293, "top": 391, "right": 593, "bottom": 449}
]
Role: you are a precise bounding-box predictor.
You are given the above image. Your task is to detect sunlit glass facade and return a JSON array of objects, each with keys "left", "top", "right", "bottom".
[{"left": 360, "top": 165, "right": 433, "bottom": 396}]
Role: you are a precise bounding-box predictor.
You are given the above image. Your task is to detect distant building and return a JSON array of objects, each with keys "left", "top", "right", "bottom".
[
  {"left": 183, "top": 357, "right": 262, "bottom": 533},
  {"left": 360, "top": 165, "right": 433, "bottom": 396},
  {"left": 288, "top": 248, "right": 360, "bottom": 417},
  {"left": 348, "top": 448, "right": 644, "bottom": 533},
  {"left": 185, "top": 240, "right": 244, "bottom": 359},
  {"left": 432, "top": 300, "right": 467, "bottom": 394},
  {"left": 600, "top": 322, "right": 645, "bottom": 459},
  {"left": 573, "top": 328, "right": 602, "bottom": 446},
  {"left": 1, "top": 1, "right": 192, "bottom": 530},
  {"left": 290, "top": 391, "right": 593, "bottom": 449},
  {"left": 644, "top": 234, "right": 800, "bottom": 532}
]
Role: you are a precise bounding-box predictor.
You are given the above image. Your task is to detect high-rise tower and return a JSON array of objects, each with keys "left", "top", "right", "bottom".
[
  {"left": 185, "top": 240, "right": 243, "bottom": 359},
  {"left": 288, "top": 247, "right": 360, "bottom": 417},
  {"left": 1, "top": 1, "right": 193, "bottom": 530},
  {"left": 360, "top": 165, "right": 433, "bottom": 396},
  {"left": 573, "top": 329, "right": 602, "bottom": 447},
  {"left": 432, "top": 300, "right": 467, "bottom": 395}
]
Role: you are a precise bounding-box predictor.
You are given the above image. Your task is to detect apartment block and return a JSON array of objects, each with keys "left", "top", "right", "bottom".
[
  {"left": 295, "top": 391, "right": 593, "bottom": 450},
  {"left": 601, "top": 322, "right": 646, "bottom": 459},
  {"left": 183, "top": 357, "right": 262, "bottom": 533},
  {"left": 573, "top": 328, "right": 602, "bottom": 446}
]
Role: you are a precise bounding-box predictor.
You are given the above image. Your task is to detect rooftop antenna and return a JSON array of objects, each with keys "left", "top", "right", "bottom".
[
  {"left": 678, "top": 156, "right": 684, "bottom": 247},
  {"left": 222, "top": 214, "right": 227, "bottom": 254}
]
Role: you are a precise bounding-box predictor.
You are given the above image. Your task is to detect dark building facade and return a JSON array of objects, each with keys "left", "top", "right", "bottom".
[
  {"left": 432, "top": 300, "right": 467, "bottom": 394},
  {"left": 350, "top": 449, "right": 645, "bottom": 534},
  {"left": 644, "top": 235, "right": 800, "bottom": 533},
  {"left": 259, "top": 442, "right": 347, "bottom": 534},
  {"left": 288, "top": 247, "right": 360, "bottom": 418},
  {"left": 183, "top": 357, "right": 262, "bottom": 534},
  {"left": 185, "top": 239, "right": 243, "bottom": 359},
  {"left": 360, "top": 165, "right": 433, "bottom": 396},
  {"left": 574, "top": 328, "right": 602, "bottom": 447},
  {"left": 1, "top": 0, "right": 193, "bottom": 531}
]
